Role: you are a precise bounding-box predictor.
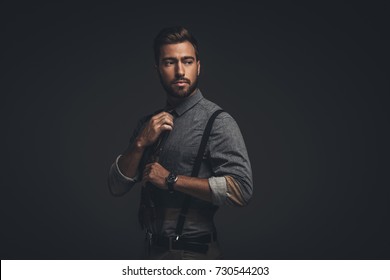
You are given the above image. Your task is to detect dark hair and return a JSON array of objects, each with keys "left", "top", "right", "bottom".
[{"left": 153, "top": 26, "right": 199, "bottom": 65}]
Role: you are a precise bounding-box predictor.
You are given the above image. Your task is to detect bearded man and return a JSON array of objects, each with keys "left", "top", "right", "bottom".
[{"left": 108, "top": 26, "right": 253, "bottom": 259}]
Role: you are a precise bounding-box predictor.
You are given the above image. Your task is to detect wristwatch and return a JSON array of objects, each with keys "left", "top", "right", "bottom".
[{"left": 165, "top": 172, "right": 178, "bottom": 193}]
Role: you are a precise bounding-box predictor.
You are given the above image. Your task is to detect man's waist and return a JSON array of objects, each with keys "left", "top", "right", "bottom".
[
  {"left": 152, "top": 231, "right": 217, "bottom": 244},
  {"left": 158, "top": 208, "right": 216, "bottom": 236},
  {"left": 148, "top": 231, "right": 217, "bottom": 254}
]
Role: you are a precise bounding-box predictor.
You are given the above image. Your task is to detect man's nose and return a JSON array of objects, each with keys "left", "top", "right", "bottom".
[{"left": 175, "top": 61, "right": 185, "bottom": 77}]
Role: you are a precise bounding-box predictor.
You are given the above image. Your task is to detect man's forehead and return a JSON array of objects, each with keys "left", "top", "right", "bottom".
[{"left": 160, "top": 41, "right": 196, "bottom": 58}]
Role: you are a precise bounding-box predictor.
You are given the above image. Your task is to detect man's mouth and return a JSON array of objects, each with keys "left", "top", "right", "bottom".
[{"left": 173, "top": 79, "right": 190, "bottom": 86}]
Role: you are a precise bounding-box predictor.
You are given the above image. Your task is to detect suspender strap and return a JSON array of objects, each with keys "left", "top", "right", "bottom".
[
  {"left": 174, "top": 109, "right": 224, "bottom": 238},
  {"left": 191, "top": 109, "right": 224, "bottom": 177}
]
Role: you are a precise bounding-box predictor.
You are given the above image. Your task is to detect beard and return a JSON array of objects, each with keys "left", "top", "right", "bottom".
[{"left": 159, "top": 74, "right": 199, "bottom": 99}]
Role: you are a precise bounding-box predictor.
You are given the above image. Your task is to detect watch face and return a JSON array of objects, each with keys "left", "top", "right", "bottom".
[
  {"left": 168, "top": 173, "right": 176, "bottom": 183},
  {"left": 166, "top": 172, "right": 176, "bottom": 193}
]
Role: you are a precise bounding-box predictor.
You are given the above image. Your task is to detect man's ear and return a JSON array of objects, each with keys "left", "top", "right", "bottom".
[{"left": 197, "top": 60, "right": 201, "bottom": 76}]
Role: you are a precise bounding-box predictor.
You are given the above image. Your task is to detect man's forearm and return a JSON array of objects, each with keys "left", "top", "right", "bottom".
[
  {"left": 142, "top": 162, "right": 213, "bottom": 202},
  {"left": 109, "top": 141, "right": 145, "bottom": 196},
  {"left": 174, "top": 176, "right": 212, "bottom": 202},
  {"left": 118, "top": 140, "right": 145, "bottom": 178}
]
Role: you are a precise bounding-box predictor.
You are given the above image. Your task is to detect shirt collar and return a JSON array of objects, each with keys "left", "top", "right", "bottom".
[{"left": 167, "top": 88, "right": 203, "bottom": 117}]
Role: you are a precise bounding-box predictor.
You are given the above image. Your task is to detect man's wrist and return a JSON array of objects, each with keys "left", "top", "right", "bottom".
[
  {"left": 165, "top": 172, "right": 178, "bottom": 193},
  {"left": 133, "top": 138, "right": 146, "bottom": 152}
]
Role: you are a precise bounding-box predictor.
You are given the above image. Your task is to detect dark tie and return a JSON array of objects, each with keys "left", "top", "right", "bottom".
[{"left": 139, "top": 109, "right": 176, "bottom": 234}]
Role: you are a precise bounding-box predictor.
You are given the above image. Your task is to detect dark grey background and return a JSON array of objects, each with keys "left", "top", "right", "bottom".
[{"left": 1, "top": 2, "right": 389, "bottom": 259}]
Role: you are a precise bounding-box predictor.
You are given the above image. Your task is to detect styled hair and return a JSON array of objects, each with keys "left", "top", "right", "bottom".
[{"left": 153, "top": 26, "right": 199, "bottom": 65}]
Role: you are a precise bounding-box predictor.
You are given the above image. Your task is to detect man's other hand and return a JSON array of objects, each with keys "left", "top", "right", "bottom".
[
  {"left": 142, "top": 162, "right": 170, "bottom": 189},
  {"left": 135, "top": 112, "right": 174, "bottom": 149}
]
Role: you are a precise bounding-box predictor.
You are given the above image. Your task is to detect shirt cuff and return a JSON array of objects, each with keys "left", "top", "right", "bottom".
[
  {"left": 208, "top": 176, "right": 227, "bottom": 206},
  {"left": 115, "top": 155, "right": 138, "bottom": 182}
]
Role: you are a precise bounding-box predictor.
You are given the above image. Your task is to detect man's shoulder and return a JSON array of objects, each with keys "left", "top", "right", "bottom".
[
  {"left": 197, "top": 96, "right": 224, "bottom": 116},
  {"left": 197, "top": 96, "right": 235, "bottom": 123}
]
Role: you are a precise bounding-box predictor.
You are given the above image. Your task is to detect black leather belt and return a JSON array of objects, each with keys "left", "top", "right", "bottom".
[{"left": 151, "top": 232, "right": 217, "bottom": 254}]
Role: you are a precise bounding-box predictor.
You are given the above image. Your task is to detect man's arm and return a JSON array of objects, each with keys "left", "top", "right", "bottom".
[
  {"left": 207, "top": 112, "right": 253, "bottom": 206},
  {"left": 142, "top": 162, "right": 212, "bottom": 202},
  {"left": 108, "top": 111, "right": 174, "bottom": 196}
]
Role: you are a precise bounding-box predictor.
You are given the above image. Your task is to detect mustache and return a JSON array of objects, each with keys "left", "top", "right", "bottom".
[{"left": 172, "top": 78, "right": 190, "bottom": 84}]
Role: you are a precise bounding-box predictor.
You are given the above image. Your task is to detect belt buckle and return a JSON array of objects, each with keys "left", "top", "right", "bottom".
[
  {"left": 169, "top": 235, "right": 180, "bottom": 250},
  {"left": 147, "top": 232, "right": 153, "bottom": 246}
]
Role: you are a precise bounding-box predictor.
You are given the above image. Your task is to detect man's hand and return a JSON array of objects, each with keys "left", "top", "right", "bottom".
[
  {"left": 142, "top": 162, "right": 170, "bottom": 189},
  {"left": 136, "top": 112, "right": 174, "bottom": 149}
]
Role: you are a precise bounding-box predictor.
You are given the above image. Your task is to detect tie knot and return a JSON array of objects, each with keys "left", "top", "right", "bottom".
[{"left": 165, "top": 109, "right": 177, "bottom": 117}]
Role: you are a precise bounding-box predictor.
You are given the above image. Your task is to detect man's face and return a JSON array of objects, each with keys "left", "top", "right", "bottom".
[{"left": 157, "top": 41, "right": 200, "bottom": 99}]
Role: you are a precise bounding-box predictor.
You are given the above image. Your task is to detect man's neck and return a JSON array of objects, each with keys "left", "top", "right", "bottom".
[{"left": 166, "top": 89, "right": 198, "bottom": 108}]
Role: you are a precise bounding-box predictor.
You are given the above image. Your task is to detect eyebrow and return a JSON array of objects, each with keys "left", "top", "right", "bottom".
[{"left": 161, "top": 56, "right": 195, "bottom": 61}]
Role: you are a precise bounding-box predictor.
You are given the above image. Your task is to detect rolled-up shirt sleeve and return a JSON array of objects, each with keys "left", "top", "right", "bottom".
[
  {"left": 207, "top": 113, "right": 253, "bottom": 206},
  {"left": 108, "top": 155, "right": 138, "bottom": 196},
  {"left": 112, "top": 155, "right": 138, "bottom": 181},
  {"left": 208, "top": 176, "right": 227, "bottom": 205}
]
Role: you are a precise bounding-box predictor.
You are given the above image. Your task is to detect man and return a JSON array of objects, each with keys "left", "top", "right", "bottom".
[{"left": 108, "top": 26, "right": 253, "bottom": 259}]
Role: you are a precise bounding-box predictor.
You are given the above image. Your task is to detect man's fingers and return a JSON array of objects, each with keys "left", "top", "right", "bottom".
[
  {"left": 142, "top": 163, "right": 156, "bottom": 187},
  {"left": 149, "top": 115, "right": 174, "bottom": 135},
  {"left": 142, "top": 171, "right": 150, "bottom": 187},
  {"left": 160, "top": 124, "right": 173, "bottom": 132},
  {"left": 151, "top": 112, "right": 174, "bottom": 125},
  {"left": 152, "top": 119, "right": 173, "bottom": 131},
  {"left": 152, "top": 117, "right": 174, "bottom": 136},
  {"left": 153, "top": 111, "right": 174, "bottom": 119},
  {"left": 154, "top": 119, "right": 174, "bottom": 129},
  {"left": 139, "top": 112, "right": 174, "bottom": 147}
]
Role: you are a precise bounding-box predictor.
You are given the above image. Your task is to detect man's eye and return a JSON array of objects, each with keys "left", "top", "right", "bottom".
[
  {"left": 184, "top": 60, "right": 193, "bottom": 65},
  {"left": 164, "top": 61, "right": 174, "bottom": 66}
]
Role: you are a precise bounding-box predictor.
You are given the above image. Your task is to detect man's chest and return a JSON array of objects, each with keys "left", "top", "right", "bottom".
[{"left": 158, "top": 115, "right": 208, "bottom": 175}]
